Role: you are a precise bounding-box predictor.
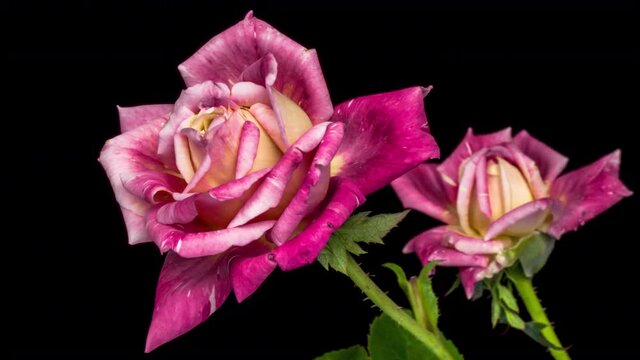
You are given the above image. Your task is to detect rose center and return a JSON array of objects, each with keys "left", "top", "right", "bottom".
[{"left": 469, "top": 156, "right": 534, "bottom": 233}]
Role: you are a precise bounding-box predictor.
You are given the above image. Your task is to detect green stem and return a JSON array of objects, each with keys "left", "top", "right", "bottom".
[
  {"left": 509, "top": 267, "right": 571, "bottom": 360},
  {"left": 344, "top": 254, "right": 454, "bottom": 360}
]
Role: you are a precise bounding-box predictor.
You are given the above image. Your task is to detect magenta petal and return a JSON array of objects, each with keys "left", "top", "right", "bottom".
[
  {"left": 446, "top": 233, "right": 507, "bottom": 255},
  {"left": 272, "top": 177, "right": 365, "bottom": 270},
  {"left": 549, "top": 150, "right": 632, "bottom": 238},
  {"left": 146, "top": 207, "right": 275, "bottom": 257},
  {"left": 514, "top": 130, "right": 568, "bottom": 183},
  {"left": 230, "top": 241, "right": 277, "bottom": 303},
  {"left": 270, "top": 122, "right": 343, "bottom": 245},
  {"left": 99, "top": 118, "right": 186, "bottom": 244},
  {"left": 145, "top": 252, "right": 231, "bottom": 352},
  {"left": 118, "top": 104, "right": 173, "bottom": 133},
  {"left": 178, "top": 12, "right": 333, "bottom": 123},
  {"left": 438, "top": 128, "right": 512, "bottom": 189},
  {"left": 460, "top": 267, "right": 484, "bottom": 299},
  {"left": 484, "top": 198, "right": 553, "bottom": 240},
  {"left": 332, "top": 87, "right": 440, "bottom": 196},
  {"left": 408, "top": 227, "right": 489, "bottom": 267},
  {"left": 235, "top": 121, "right": 260, "bottom": 179},
  {"left": 228, "top": 122, "right": 331, "bottom": 228},
  {"left": 122, "top": 171, "right": 185, "bottom": 205},
  {"left": 391, "top": 163, "right": 456, "bottom": 224}
]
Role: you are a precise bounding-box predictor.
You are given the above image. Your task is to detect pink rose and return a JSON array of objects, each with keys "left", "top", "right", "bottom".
[
  {"left": 100, "top": 12, "right": 439, "bottom": 351},
  {"left": 392, "top": 128, "right": 631, "bottom": 298}
]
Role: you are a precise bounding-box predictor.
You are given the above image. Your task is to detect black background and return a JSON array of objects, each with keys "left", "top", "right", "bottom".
[{"left": 9, "top": 0, "right": 640, "bottom": 358}]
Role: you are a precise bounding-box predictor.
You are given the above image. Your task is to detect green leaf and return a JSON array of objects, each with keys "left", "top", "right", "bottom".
[
  {"left": 319, "top": 211, "right": 409, "bottom": 274},
  {"left": 442, "top": 339, "right": 465, "bottom": 360},
  {"left": 490, "top": 295, "right": 501, "bottom": 328},
  {"left": 496, "top": 284, "right": 519, "bottom": 313},
  {"left": 383, "top": 263, "right": 412, "bottom": 300},
  {"left": 523, "top": 322, "right": 564, "bottom": 350},
  {"left": 503, "top": 309, "right": 525, "bottom": 330},
  {"left": 338, "top": 210, "right": 409, "bottom": 245},
  {"left": 507, "top": 233, "right": 556, "bottom": 277},
  {"left": 444, "top": 276, "right": 461, "bottom": 297},
  {"left": 368, "top": 313, "right": 437, "bottom": 360},
  {"left": 417, "top": 262, "right": 439, "bottom": 330},
  {"left": 314, "top": 345, "right": 369, "bottom": 360}
]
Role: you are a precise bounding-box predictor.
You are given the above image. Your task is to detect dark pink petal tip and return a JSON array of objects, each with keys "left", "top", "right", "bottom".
[
  {"left": 145, "top": 253, "right": 231, "bottom": 352},
  {"left": 549, "top": 150, "right": 632, "bottom": 238},
  {"left": 332, "top": 87, "right": 440, "bottom": 196}
]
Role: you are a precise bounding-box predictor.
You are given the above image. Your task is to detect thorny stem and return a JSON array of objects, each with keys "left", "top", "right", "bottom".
[
  {"left": 344, "top": 254, "right": 455, "bottom": 360},
  {"left": 509, "top": 266, "right": 571, "bottom": 360}
]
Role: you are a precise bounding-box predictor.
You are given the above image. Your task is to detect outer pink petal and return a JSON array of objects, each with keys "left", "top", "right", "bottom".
[
  {"left": 178, "top": 12, "right": 333, "bottom": 124},
  {"left": 549, "top": 150, "right": 632, "bottom": 238},
  {"left": 228, "top": 122, "right": 331, "bottom": 228},
  {"left": 514, "top": 130, "right": 568, "bottom": 183},
  {"left": 99, "top": 118, "right": 185, "bottom": 244},
  {"left": 118, "top": 104, "right": 173, "bottom": 133},
  {"left": 391, "top": 163, "right": 456, "bottom": 224},
  {"left": 146, "top": 207, "right": 275, "bottom": 257},
  {"left": 269, "top": 122, "right": 343, "bottom": 245},
  {"left": 121, "top": 207, "right": 150, "bottom": 245},
  {"left": 437, "top": 128, "right": 512, "bottom": 190},
  {"left": 484, "top": 198, "right": 553, "bottom": 240},
  {"left": 230, "top": 240, "right": 277, "bottom": 303},
  {"left": 229, "top": 177, "right": 365, "bottom": 302},
  {"left": 332, "top": 87, "right": 440, "bottom": 196},
  {"left": 145, "top": 252, "right": 231, "bottom": 352},
  {"left": 460, "top": 267, "right": 485, "bottom": 299},
  {"left": 407, "top": 227, "right": 490, "bottom": 267},
  {"left": 273, "top": 177, "right": 365, "bottom": 270}
]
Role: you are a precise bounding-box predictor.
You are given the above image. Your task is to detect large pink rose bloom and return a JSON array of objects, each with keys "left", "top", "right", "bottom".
[
  {"left": 99, "top": 12, "right": 438, "bottom": 351},
  {"left": 392, "top": 128, "right": 631, "bottom": 299}
]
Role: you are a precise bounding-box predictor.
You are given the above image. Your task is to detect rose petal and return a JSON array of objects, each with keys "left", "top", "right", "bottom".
[
  {"left": 99, "top": 118, "right": 186, "bottom": 244},
  {"left": 437, "top": 128, "right": 512, "bottom": 195},
  {"left": 118, "top": 104, "right": 173, "bottom": 133},
  {"left": 549, "top": 150, "right": 632, "bottom": 238},
  {"left": 484, "top": 198, "right": 553, "bottom": 240},
  {"left": 514, "top": 130, "right": 568, "bottom": 183},
  {"left": 446, "top": 232, "right": 508, "bottom": 255},
  {"left": 408, "top": 227, "right": 490, "bottom": 267},
  {"left": 235, "top": 121, "right": 260, "bottom": 179},
  {"left": 273, "top": 177, "right": 366, "bottom": 270},
  {"left": 146, "top": 207, "right": 275, "bottom": 257},
  {"left": 230, "top": 240, "right": 277, "bottom": 303},
  {"left": 269, "top": 122, "right": 344, "bottom": 245},
  {"left": 145, "top": 252, "right": 231, "bottom": 352},
  {"left": 157, "top": 168, "right": 271, "bottom": 228},
  {"left": 456, "top": 150, "right": 487, "bottom": 235},
  {"left": 460, "top": 267, "right": 484, "bottom": 299},
  {"left": 157, "top": 81, "right": 230, "bottom": 169},
  {"left": 391, "top": 163, "right": 456, "bottom": 224},
  {"left": 178, "top": 12, "right": 333, "bottom": 124},
  {"left": 230, "top": 81, "right": 270, "bottom": 107},
  {"left": 121, "top": 207, "right": 150, "bottom": 245},
  {"left": 331, "top": 87, "right": 440, "bottom": 196},
  {"left": 228, "top": 122, "right": 331, "bottom": 228},
  {"left": 184, "top": 110, "right": 245, "bottom": 193},
  {"left": 250, "top": 102, "right": 287, "bottom": 151}
]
